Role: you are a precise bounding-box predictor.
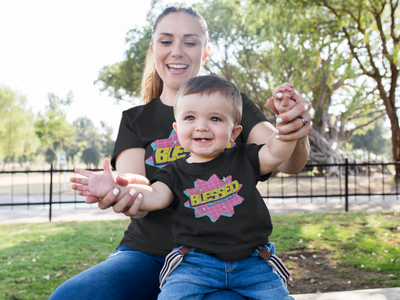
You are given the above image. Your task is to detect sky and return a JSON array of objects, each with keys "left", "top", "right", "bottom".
[{"left": 0, "top": 0, "right": 155, "bottom": 139}]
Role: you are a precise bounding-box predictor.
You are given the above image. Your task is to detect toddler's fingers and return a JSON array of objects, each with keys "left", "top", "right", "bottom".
[
  {"left": 85, "top": 196, "right": 100, "bottom": 204},
  {"left": 266, "top": 97, "right": 279, "bottom": 115},
  {"left": 74, "top": 168, "right": 93, "bottom": 178},
  {"left": 71, "top": 184, "right": 89, "bottom": 191},
  {"left": 70, "top": 177, "right": 88, "bottom": 184}
]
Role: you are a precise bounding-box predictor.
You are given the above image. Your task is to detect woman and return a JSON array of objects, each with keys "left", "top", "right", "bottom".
[{"left": 50, "top": 6, "right": 310, "bottom": 300}]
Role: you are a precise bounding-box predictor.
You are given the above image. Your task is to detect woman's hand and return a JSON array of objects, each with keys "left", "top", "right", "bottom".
[
  {"left": 267, "top": 82, "right": 311, "bottom": 141},
  {"left": 111, "top": 173, "right": 150, "bottom": 218}
]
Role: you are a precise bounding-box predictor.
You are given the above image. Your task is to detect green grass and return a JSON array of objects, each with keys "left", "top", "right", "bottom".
[{"left": 1, "top": 212, "right": 399, "bottom": 299}]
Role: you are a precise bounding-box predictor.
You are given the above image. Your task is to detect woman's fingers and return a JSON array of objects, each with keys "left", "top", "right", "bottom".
[
  {"left": 276, "top": 118, "right": 311, "bottom": 141},
  {"left": 97, "top": 187, "right": 120, "bottom": 210},
  {"left": 127, "top": 193, "right": 144, "bottom": 216},
  {"left": 276, "top": 100, "right": 311, "bottom": 124}
]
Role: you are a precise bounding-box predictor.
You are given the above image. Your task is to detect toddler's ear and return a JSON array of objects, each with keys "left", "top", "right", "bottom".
[
  {"left": 173, "top": 122, "right": 178, "bottom": 132},
  {"left": 231, "top": 125, "right": 242, "bottom": 142}
]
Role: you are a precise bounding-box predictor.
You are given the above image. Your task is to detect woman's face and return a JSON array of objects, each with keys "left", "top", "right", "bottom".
[{"left": 151, "top": 12, "right": 210, "bottom": 94}]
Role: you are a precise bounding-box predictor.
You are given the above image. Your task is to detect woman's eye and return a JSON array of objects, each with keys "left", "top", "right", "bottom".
[
  {"left": 185, "top": 42, "right": 196, "bottom": 46},
  {"left": 211, "top": 117, "right": 220, "bottom": 122},
  {"left": 161, "top": 41, "right": 172, "bottom": 45}
]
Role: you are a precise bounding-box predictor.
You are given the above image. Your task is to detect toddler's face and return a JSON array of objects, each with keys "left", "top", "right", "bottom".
[{"left": 173, "top": 92, "right": 241, "bottom": 163}]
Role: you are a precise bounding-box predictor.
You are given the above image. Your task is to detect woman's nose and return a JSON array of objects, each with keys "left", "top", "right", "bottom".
[{"left": 171, "top": 44, "right": 184, "bottom": 58}]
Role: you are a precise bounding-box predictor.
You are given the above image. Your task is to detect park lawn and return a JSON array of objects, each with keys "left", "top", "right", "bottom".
[{"left": 1, "top": 211, "right": 399, "bottom": 299}]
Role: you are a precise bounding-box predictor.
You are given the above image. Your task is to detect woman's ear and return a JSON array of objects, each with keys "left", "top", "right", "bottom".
[
  {"left": 150, "top": 43, "right": 153, "bottom": 53},
  {"left": 202, "top": 45, "right": 211, "bottom": 65},
  {"left": 231, "top": 125, "right": 242, "bottom": 142}
]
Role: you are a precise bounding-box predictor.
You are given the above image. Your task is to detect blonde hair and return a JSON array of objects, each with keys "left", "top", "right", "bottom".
[
  {"left": 139, "top": 6, "right": 209, "bottom": 104},
  {"left": 175, "top": 75, "right": 243, "bottom": 125}
]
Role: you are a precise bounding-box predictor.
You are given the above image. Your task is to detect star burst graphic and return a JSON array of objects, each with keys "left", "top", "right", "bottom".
[
  {"left": 184, "top": 174, "right": 243, "bottom": 222},
  {"left": 145, "top": 130, "right": 189, "bottom": 168}
]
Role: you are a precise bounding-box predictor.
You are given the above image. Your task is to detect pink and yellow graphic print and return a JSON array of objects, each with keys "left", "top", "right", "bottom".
[
  {"left": 146, "top": 130, "right": 190, "bottom": 168},
  {"left": 146, "top": 130, "right": 236, "bottom": 168},
  {"left": 184, "top": 174, "right": 243, "bottom": 222}
]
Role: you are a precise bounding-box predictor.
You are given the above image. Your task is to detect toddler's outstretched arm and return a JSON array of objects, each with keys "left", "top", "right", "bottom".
[
  {"left": 70, "top": 158, "right": 174, "bottom": 211},
  {"left": 70, "top": 158, "right": 118, "bottom": 199}
]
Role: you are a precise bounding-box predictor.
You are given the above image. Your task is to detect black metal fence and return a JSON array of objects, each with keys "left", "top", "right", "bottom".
[{"left": 0, "top": 159, "right": 399, "bottom": 221}]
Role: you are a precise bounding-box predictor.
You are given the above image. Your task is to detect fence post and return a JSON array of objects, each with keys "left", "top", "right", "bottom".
[
  {"left": 345, "top": 159, "right": 349, "bottom": 212},
  {"left": 49, "top": 164, "right": 53, "bottom": 222}
]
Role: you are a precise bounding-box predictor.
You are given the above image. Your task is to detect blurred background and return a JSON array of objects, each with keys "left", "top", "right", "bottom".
[{"left": 0, "top": 0, "right": 398, "bottom": 170}]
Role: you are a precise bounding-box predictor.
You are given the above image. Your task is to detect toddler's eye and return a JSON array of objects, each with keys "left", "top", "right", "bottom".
[
  {"left": 185, "top": 116, "right": 195, "bottom": 121},
  {"left": 211, "top": 117, "right": 220, "bottom": 122}
]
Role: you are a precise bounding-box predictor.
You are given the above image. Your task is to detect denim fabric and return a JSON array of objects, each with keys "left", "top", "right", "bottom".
[
  {"left": 158, "top": 243, "right": 294, "bottom": 300},
  {"left": 49, "top": 247, "right": 246, "bottom": 300}
]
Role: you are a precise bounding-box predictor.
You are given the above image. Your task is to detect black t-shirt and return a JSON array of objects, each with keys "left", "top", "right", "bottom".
[
  {"left": 153, "top": 144, "right": 272, "bottom": 261},
  {"left": 111, "top": 94, "right": 268, "bottom": 257}
]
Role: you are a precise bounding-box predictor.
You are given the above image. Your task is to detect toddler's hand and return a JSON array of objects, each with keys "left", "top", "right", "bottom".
[
  {"left": 70, "top": 158, "right": 117, "bottom": 200},
  {"left": 273, "top": 84, "right": 298, "bottom": 115}
]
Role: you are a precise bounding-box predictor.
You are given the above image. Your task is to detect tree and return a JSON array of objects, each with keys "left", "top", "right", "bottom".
[
  {"left": 0, "top": 86, "right": 40, "bottom": 167},
  {"left": 94, "top": 24, "right": 152, "bottom": 102},
  {"left": 348, "top": 117, "right": 391, "bottom": 157},
  {"left": 317, "top": 0, "right": 400, "bottom": 165},
  {"left": 34, "top": 92, "right": 75, "bottom": 158},
  {"left": 100, "top": 121, "right": 115, "bottom": 159},
  {"left": 71, "top": 117, "right": 103, "bottom": 168},
  {"left": 254, "top": 0, "right": 399, "bottom": 161},
  {"left": 94, "top": 0, "right": 391, "bottom": 166},
  {"left": 198, "top": 0, "right": 386, "bottom": 166}
]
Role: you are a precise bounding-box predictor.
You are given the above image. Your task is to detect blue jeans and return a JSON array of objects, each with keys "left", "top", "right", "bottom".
[
  {"left": 159, "top": 243, "right": 293, "bottom": 300},
  {"left": 49, "top": 247, "right": 246, "bottom": 300}
]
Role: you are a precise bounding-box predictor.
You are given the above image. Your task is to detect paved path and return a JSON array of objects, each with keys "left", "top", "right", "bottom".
[
  {"left": 1, "top": 196, "right": 400, "bottom": 224},
  {"left": 293, "top": 287, "right": 400, "bottom": 299}
]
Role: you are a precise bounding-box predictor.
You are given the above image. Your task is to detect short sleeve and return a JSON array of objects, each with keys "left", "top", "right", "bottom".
[
  {"left": 111, "top": 109, "right": 144, "bottom": 169},
  {"left": 239, "top": 93, "right": 269, "bottom": 143},
  {"left": 244, "top": 144, "right": 271, "bottom": 182},
  {"left": 151, "top": 164, "right": 180, "bottom": 207}
]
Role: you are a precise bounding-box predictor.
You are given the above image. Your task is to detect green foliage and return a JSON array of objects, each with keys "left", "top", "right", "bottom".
[
  {"left": 69, "top": 117, "right": 114, "bottom": 168},
  {"left": 347, "top": 118, "right": 391, "bottom": 156},
  {"left": 94, "top": 25, "right": 152, "bottom": 102},
  {"left": 0, "top": 86, "right": 40, "bottom": 165},
  {"left": 100, "top": 121, "right": 115, "bottom": 159},
  {"left": 34, "top": 93, "right": 75, "bottom": 155}
]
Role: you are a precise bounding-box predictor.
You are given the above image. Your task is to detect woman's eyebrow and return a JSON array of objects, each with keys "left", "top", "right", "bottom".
[{"left": 158, "top": 33, "right": 200, "bottom": 38}]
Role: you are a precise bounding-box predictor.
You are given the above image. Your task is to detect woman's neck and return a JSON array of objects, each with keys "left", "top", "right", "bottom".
[{"left": 159, "top": 87, "right": 178, "bottom": 107}]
